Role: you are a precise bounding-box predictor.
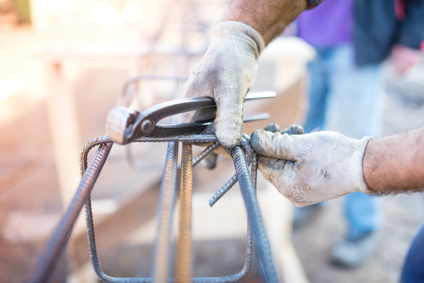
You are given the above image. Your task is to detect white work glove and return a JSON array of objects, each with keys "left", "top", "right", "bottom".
[
  {"left": 181, "top": 21, "right": 265, "bottom": 148},
  {"left": 250, "top": 130, "right": 374, "bottom": 207}
]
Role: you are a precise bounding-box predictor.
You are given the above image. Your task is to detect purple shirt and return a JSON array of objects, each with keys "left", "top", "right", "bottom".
[{"left": 297, "top": 0, "right": 354, "bottom": 47}]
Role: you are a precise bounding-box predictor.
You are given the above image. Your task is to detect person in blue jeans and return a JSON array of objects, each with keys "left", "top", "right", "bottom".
[
  {"left": 182, "top": 0, "right": 424, "bottom": 282},
  {"left": 180, "top": 0, "right": 424, "bottom": 279},
  {"left": 295, "top": 0, "right": 384, "bottom": 267}
]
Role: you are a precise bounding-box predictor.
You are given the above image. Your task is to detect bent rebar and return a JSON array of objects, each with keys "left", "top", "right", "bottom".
[
  {"left": 81, "top": 136, "right": 255, "bottom": 283},
  {"left": 29, "top": 142, "right": 113, "bottom": 283},
  {"left": 30, "top": 133, "right": 278, "bottom": 283},
  {"left": 231, "top": 146, "right": 279, "bottom": 283}
]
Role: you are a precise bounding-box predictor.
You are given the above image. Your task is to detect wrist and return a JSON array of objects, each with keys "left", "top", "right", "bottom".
[
  {"left": 363, "top": 128, "right": 424, "bottom": 194},
  {"left": 215, "top": 21, "right": 265, "bottom": 56},
  {"left": 223, "top": 0, "right": 306, "bottom": 45},
  {"left": 359, "top": 136, "right": 376, "bottom": 194}
]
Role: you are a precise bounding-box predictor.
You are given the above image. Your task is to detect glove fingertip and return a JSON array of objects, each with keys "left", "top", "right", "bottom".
[
  {"left": 214, "top": 108, "right": 243, "bottom": 148},
  {"left": 250, "top": 130, "right": 264, "bottom": 153},
  {"left": 215, "top": 126, "right": 242, "bottom": 148},
  {"left": 251, "top": 129, "right": 285, "bottom": 158}
]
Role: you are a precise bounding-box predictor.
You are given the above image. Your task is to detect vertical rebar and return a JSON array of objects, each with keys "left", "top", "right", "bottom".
[
  {"left": 152, "top": 142, "right": 179, "bottom": 283},
  {"left": 231, "top": 146, "right": 279, "bottom": 283},
  {"left": 175, "top": 143, "right": 193, "bottom": 282}
]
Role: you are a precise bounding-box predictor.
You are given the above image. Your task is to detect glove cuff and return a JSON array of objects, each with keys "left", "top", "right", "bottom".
[
  {"left": 357, "top": 136, "right": 375, "bottom": 194},
  {"left": 215, "top": 21, "right": 265, "bottom": 57}
]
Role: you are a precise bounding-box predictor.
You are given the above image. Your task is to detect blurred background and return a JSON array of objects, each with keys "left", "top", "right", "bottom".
[{"left": 1, "top": 0, "right": 424, "bottom": 282}]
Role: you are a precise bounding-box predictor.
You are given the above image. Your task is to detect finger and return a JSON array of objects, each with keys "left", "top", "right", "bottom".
[
  {"left": 251, "top": 129, "right": 301, "bottom": 161},
  {"left": 257, "top": 156, "right": 286, "bottom": 184},
  {"left": 257, "top": 157, "right": 305, "bottom": 207},
  {"left": 214, "top": 90, "right": 244, "bottom": 148},
  {"left": 258, "top": 157, "right": 312, "bottom": 207},
  {"left": 258, "top": 156, "right": 296, "bottom": 193},
  {"left": 179, "top": 72, "right": 215, "bottom": 123}
]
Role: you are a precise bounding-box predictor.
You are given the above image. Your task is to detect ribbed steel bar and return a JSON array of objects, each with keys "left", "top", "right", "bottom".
[
  {"left": 85, "top": 196, "right": 146, "bottom": 283},
  {"left": 175, "top": 143, "right": 194, "bottom": 282},
  {"left": 30, "top": 142, "right": 112, "bottom": 283},
  {"left": 192, "top": 142, "right": 220, "bottom": 167},
  {"left": 208, "top": 174, "right": 238, "bottom": 207},
  {"left": 79, "top": 135, "right": 216, "bottom": 173},
  {"left": 34, "top": 133, "right": 261, "bottom": 283},
  {"left": 84, "top": 159, "right": 153, "bottom": 282},
  {"left": 81, "top": 134, "right": 255, "bottom": 283},
  {"left": 152, "top": 142, "right": 179, "bottom": 282},
  {"left": 208, "top": 135, "right": 254, "bottom": 207},
  {"left": 231, "top": 146, "right": 279, "bottom": 283},
  {"left": 250, "top": 153, "right": 258, "bottom": 188},
  {"left": 83, "top": 142, "right": 181, "bottom": 283},
  {"left": 208, "top": 153, "right": 256, "bottom": 207},
  {"left": 190, "top": 223, "right": 253, "bottom": 283}
]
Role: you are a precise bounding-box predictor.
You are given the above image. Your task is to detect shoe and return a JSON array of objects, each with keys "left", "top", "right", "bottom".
[
  {"left": 292, "top": 202, "right": 324, "bottom": 229},
  {"left": 331, "top": 231, "right": 377, "bottom": 268}
]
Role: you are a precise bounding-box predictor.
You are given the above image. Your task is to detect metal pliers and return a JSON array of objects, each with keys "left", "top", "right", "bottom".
[{"left": 106, "top": 91, "right": 276, "bottom": 144}]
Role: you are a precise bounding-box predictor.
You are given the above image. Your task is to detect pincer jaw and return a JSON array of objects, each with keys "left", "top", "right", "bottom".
[{"left": 106, "top": 106, "right": 140, "bottom": 145}]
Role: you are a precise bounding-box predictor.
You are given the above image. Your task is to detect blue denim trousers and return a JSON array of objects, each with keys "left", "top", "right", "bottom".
[
  {"left": 303, "top": 44, "right": 383, "bottom": 237},
  {"left": 400, "top": 222, "right": 424, "bottom": 282}
]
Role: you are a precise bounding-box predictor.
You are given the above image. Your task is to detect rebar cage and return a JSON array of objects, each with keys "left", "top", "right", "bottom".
[{"left": 29, "top": 0, "right": 282, "bottom": 282}]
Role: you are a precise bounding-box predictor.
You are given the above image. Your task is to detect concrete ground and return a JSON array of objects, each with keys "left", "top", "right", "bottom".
[{"left": 1, "top": 12, "right": 424, "bottom": 283}]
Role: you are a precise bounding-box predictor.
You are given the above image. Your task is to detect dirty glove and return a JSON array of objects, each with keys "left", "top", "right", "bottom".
[
  {"left": 181, "top": 21, "right": 265, "bottom": 148},
  {"left": 250, "top": 130, "right": 374, "bottom": 207}
]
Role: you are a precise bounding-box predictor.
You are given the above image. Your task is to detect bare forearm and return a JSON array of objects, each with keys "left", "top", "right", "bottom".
[
  {"left": 224, "top": 0, "right": 307, "bottom": 45},
  {"left": 363, "top": 128, "right": 424, "bottom": 194}
]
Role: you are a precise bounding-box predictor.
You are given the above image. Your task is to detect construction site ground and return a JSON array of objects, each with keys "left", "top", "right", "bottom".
[{"left": 1, "top": 25, "right": 424, "bottom": 283}]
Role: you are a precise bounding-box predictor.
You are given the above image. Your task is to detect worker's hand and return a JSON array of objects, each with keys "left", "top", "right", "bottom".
[
  {"left": 250, "top": 130, "right": 374, "bottom": 207},
  {"left": 181, "top": 21, "right": 265, "bottom": 148}
]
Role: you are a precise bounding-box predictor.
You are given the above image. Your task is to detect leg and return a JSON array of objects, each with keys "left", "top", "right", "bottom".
[
  {"left": 325, "top": 45, "right": 384, "bottom": 266},
  {"left": 293, "top": 48, "right": 329, "bottom": 227},
  {"left": 400, "top": 222, "right": 424, "bottom": 282},
  {"left": 302, "top": 48, "right": 329, "bottom": 133},
  {"left": 326, "top": 45, "right": 384, "bottom": 235},
  {"left": 325, "top": 45, "right": 384, "bottom": 138},
  {"left": 344, "top": 192, "right": 382, "bottom": 238}
]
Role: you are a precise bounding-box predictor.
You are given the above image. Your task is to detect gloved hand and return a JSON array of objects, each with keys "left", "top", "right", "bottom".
[
  {"left": 250, "top": 130, "right": 374, "bottom": 207},
  {"left": 181, "top": 21, "right": 265, "bottom": 148}
]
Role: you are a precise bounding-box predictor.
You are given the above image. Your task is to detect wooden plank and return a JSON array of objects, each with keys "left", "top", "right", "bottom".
[{"left": 45, "top": 62, "right": 81, "bottom": 207}]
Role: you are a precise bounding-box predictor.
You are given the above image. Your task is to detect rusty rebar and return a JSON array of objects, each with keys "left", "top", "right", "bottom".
[
  {"left": 152, "top": 141, "right": 179, "bottom": 282},
  {"left": 231, "top": 146, "right": 279, "bottom": 283},
  {"left": 29, "top": 142, "right": 112, "bottom": 283},
  {"left": 175, "top": 143, "right": 194, "bottom": 282}
]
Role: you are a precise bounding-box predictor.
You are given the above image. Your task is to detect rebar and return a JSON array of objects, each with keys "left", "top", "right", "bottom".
[
  {"left": 29, "top": 142, "right": 112, "bottom": 283},
  {"left": 175, "top": 143, "right": 193, "bottom": 282},
  {"left": 79, "top": 134, "right": 256, "bottom": 283},
  {"left": 152, "top": 141, "right": 179, "bottom": 282},
  {"left": 31, "top": 124, "right": 276, "bottom": 283},
  {"left": 192, "top": 142, "right": 220, "bottom": 167},
  {"left": 30, "top": 132, "right": 268, "bottom": 283},
  {"left": 208, "top": 153, "right": 256, "bottom": 207},
  {"left": 231, "top": 146, "right": 280, "bottom": 283}
]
